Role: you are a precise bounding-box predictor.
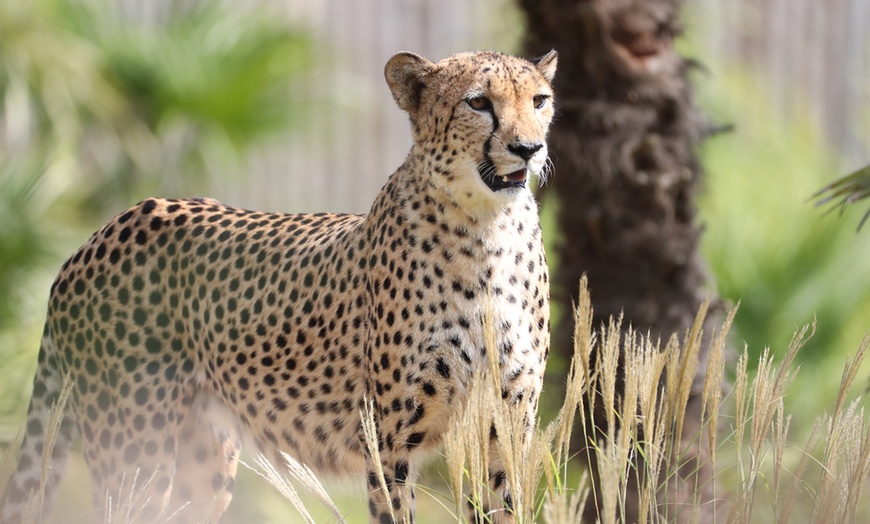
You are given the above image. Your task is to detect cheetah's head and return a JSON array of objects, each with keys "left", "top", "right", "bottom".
[{"left": 385, "top": 50, "right": 557, "bottom": 207}]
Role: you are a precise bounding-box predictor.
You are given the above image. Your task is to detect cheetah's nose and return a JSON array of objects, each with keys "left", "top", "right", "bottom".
[{"left": 507, "top": 142, "right": 543, "bottom": 161}]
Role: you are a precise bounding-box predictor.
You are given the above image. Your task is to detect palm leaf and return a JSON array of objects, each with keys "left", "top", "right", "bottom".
[{"left": 813, "top": 164, "right": 870, "bottom": 230}]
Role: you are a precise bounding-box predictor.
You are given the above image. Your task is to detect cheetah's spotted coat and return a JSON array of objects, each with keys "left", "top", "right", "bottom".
[{"left": 1, "top": 49, "right": 557, "bottom": 524}]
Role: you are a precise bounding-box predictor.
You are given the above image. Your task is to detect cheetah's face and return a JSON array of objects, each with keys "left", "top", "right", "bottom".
[{"left": 385, "top": 50, "right": 558, "bottom": 204}]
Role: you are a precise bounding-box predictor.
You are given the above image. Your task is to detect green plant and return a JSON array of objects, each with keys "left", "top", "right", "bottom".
[
  {"left": 0, "top": 0, "right": 311, "bottom": 430},
  {"left": 698, "top": 70, "right": 870, "bottom": 375},
  {"left": 814, "top": 164, "right": 870, "bottom": 230}
]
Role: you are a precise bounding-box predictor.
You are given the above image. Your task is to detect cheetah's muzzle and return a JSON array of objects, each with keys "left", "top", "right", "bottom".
[{"left": 480, "top": 165, "right": 528, "bottom": 191}]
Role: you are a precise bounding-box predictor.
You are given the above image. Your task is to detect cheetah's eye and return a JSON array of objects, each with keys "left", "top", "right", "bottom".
[
  {"left": 533, "top": 94, "right": 549, "bottom": 109},
  {"left": 466, "top": 96, "right": 492, "bottom": 112}
]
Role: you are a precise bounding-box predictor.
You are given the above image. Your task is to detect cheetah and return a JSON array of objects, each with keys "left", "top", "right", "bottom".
[{"left": 1, "top": 49, "right": 557, "bottom": 524}]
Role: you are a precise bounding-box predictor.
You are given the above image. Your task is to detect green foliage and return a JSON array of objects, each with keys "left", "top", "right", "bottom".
[
  {"left": 0, "top": 154, "right": 52, "bottom": 331},
  {"left": 59, "top": 0, "right": 312, "bottom": 147},
  {"left": 0, "top": 0, "right": 311, "bottom": 425},
  {"left": 698, "top": 69, "right": 870, "bottom": 372},
  {"left": 814, "top": 164, "right": 870, "bottom": 229},
  {"left": 1, "top": 0, "right": 311, "bottom": 215}
]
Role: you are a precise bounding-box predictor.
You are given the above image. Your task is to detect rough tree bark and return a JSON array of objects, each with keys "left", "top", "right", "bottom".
[{"left": 519, "top": 0, "right": 725, "bottom": 521}]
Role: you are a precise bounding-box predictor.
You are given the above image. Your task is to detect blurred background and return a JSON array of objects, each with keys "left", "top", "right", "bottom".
[{"left": 1, "top": 0, "right": 869, "bottom": 522}]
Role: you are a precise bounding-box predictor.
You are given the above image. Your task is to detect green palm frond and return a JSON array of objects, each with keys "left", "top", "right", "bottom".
[
  {"left": 0, "top": 150, "right": 55, "bottom": 330},
  {"left": 0, "top": 0, "right": 313, "bottom": 330},
  {"left": 58, "top": 0, "right": 313, "bottom": 144},
  {"left": 813, "top": 164, "right": 870, "bottom": 230}
]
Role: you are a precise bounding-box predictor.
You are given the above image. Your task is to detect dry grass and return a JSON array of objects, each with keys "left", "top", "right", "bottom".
[
  {"left": 245, "top": 450, "right": 346, "bottom": 524},
  {"left": 2, "top": 375, "right": 75, "bottom": 524},
  {"left": 0, "top": 430, "right": 23, "bottom": 515},
  {"left": 3, "top": 277, "right": 870, "bottom": 523},
  {"left": 430, "top": 275, "right": 870, "bottom": 523}
]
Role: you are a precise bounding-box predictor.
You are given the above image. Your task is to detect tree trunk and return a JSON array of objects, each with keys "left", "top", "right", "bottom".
[{"left": 520, "top": 0, "right": 724, "bottom": 520}]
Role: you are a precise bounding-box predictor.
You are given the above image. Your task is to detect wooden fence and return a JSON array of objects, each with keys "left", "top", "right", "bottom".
[
  {"left": 211, "top": 0, "right": 870, "bottom": 213},
  {"left": 694, "top": 0, "right": 870, "bottom": 166}
]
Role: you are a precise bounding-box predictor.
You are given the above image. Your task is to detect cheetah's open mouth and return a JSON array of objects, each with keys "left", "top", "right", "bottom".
[{"left": 480, "top": 166, "right": 527, "bottom": 192}]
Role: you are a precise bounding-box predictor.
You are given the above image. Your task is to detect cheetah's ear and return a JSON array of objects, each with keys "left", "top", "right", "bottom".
[
  {"left": 531, "top": 50, "right": 558, "bottom": 84},
  {"left": 385, "top": 52, "right": 436, "bottom": 113}
]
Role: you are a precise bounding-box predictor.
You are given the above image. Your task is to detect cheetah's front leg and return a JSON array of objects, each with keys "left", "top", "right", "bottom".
[
  {"left": 363, "top": 399, "right": 418, "bottom": 524},
  {"left": 466, "top": 438, "right": 517, "bottom": 524},
  {"left": 465, "top": 395, "right": 539, "bottom": 523}
]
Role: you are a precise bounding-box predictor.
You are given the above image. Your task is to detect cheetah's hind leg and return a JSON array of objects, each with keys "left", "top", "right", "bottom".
[
  {"left": 75, "top": 385, "right": 239, "bottom": 524},
  {"left": 166, "top": 392, "right": 241, "bottom": 524},
  {"left": 0, "top": 337, "right": 75, "bottom": 524}
]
